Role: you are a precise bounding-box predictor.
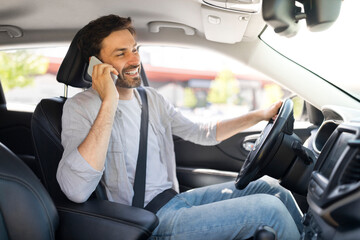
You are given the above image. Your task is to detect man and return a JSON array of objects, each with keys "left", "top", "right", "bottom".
[{"left": 57, "top": 15, "right": 303, "bottom": 239}]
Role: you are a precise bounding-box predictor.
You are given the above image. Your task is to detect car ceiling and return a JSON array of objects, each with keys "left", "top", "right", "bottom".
[{"left": 0, "top": 0, "right": 266, "bottom": 47}]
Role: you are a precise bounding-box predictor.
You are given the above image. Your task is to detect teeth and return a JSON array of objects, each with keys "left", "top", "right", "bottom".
[{"left": 126, "top": 68, "right": 138, "bottom": 75}]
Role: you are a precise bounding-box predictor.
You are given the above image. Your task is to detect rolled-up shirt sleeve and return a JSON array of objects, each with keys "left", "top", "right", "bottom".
[
  {"left": 149, "top": 88, "right": 220, "bottom": 146},
  {"left": 56, "top": 95, "right": 104, "bottom": 203},
  {"left": 170, "top": 108, "right": 219, "bottom": 145}
]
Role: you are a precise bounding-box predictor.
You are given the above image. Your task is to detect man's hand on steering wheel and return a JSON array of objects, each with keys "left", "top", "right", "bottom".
[
  {"left": 235, "top": 99, "right": 294, "bottom": 190},
  {"left": 264, "top": 100, "right": 283, "bottom": 122}
]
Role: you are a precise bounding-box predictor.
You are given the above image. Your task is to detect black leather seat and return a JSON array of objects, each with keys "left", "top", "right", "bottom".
[
  {"left": 31, "top": 97, "right": 67, "bottom": 202},
  {"left": 0, "top": 139, "right": 158, "bottom": 239},
  {"left": 30, "top": 30, "right": 158, "bottom": 239},
  {"left": 31, "top": 29, "right": 92, "bottom": 203},
  {"left": 0, "top": 142, "right": 58, "bottom": 240}
]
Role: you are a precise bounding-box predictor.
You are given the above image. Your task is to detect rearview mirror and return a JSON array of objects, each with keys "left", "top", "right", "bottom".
[
  {"left": 262, "top": 0, "right": 301, "bottom": 37},
  {"left": 303, "top": 0, "right": 342, "bottom": 32},
  {"left": 262, "top": 0, "right": 342, "bottom": 37}
]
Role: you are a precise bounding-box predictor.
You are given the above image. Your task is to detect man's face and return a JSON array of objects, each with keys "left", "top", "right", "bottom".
[{"left": 99, "top": 29, "right": 141, "bottom": 88}]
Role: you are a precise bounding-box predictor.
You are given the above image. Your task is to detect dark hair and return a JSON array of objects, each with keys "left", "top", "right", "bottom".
[{"left": 77, "top": 15, "right": 135, "bottom": 62}]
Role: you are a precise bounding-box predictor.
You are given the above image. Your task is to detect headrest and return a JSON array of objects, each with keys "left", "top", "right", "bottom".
[
  {"left": 57, "top": 29, "right": 149, "bottom": 88},
  {"left": 57, "top": 30, "right": 92, "bottom": 88}
]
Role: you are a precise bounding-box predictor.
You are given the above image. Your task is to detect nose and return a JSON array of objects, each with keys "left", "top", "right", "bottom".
[{"left": 128, "top": 51, "right": 140, "bottom": 65}]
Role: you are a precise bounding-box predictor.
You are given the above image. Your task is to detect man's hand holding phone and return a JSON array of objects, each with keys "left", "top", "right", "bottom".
[
  {"left": 88, "top": 56, "right": 119, "bottom": 103},
  {"left": 77, "top": 56, "right": 120, "bottom": 172}
]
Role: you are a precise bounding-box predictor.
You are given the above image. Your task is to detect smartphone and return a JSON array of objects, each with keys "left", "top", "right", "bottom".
[{"left": 87, "top": 56, "right": 118, "bottom": 84}]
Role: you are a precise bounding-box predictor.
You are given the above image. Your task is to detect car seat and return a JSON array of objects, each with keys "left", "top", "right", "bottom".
[
  {"left": 30, "top": 30, "right": 158, "bottom": 239},
  {"left": 0, "top": 141, "right": 58, "bottom": 240}
]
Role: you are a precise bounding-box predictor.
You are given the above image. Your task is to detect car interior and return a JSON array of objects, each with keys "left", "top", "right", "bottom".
[{"left": 0, "top": 0, "right": 359, "bottom": 240}]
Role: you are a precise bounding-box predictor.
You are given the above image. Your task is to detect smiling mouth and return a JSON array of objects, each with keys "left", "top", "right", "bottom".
[{"left": 124, "top": 67, "right": 140, "bottom": 77}]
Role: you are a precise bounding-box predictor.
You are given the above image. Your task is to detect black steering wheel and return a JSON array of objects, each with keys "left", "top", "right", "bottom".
[{"left": 235, "top": 98, "right": 294, "bottom": 189}]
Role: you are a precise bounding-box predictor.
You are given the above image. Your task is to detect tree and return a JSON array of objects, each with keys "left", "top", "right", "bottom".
[
  {"left": 0, "top": 51, "right": 49, "bottom": 92},
  {"left": 183, "top": 87, "right": 197, "bottom": 108},
  {"left": 207, "top": 69, "right": 239, "bottom": 104}
]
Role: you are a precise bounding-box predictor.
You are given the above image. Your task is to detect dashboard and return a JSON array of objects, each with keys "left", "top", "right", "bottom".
[{"left": 302, "top": 105, "right": 360, "bottom": 240}]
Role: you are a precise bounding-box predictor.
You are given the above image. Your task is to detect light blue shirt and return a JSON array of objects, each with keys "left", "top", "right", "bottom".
[
  {"left": 57, "top": 87, "right": 220, "bottom": 205},
  {"left": 118, "top": 94, "right": 172, "bottom": 206}
]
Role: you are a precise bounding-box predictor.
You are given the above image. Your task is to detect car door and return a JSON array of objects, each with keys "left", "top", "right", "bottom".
[
  {"left": 174, "top": 119, "right": 314, "bottom": 192},
  {"left": 0, "top": 81, "right": 36, "bottom": 174},
  {"left": 0, "top": 46, "right": 71, "bottom": 178}
]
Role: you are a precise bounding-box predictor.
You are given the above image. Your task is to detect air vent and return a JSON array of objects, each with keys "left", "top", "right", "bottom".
[{"left": 340, "top": 151, "right": 360, "bottom": 184}]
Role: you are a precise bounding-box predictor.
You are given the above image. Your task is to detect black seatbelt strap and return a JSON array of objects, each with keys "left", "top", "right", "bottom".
[
  {"left": 145, "top": 188, "right": 177, "bottom": 213},
  {"left": 132, "top": 86, "right": 149, "bottom": 208},
  {"left": 140, "top": 62, "right": 149, "bottom": 87}
]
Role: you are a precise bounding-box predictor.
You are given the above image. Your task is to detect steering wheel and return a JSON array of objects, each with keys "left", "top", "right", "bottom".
[{"left": 235, "top": 98, "right": 294, "bottom": 189}]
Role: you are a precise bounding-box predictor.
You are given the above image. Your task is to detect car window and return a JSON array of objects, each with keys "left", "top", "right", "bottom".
[
  {"left": 0, "top": 45, "right": 307, "bottom": 122},
  {"left": 139, "top": 45, "right": 305, "bottom": 127},
  {"left": 0, "top": 46, "right": 81, "bottom": 112}
]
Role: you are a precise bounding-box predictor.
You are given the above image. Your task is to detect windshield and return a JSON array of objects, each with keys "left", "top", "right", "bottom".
[{"left": 260, "top": 0, "right": 360, "bottom": 102}]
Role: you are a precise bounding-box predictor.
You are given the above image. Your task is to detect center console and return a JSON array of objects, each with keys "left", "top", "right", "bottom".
[{"left": 302, "top": 123, "right": 360, "bottom": 240}]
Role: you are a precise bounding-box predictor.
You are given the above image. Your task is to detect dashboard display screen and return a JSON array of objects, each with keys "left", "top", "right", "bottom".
[{"left": 320, "top": 132, "right": 354, "bottom": 179}]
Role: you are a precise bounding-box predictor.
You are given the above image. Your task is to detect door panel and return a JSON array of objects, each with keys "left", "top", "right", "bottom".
[
  {"left": 175, "top": 126, "right": 314, "bottom": 191},
  {"left": 174, "top": 134, "right": 245, "bottom": 172},
  {"left": 177, "top": 167, "right": 237, "bottom": 192},
  {"left": 174, "top": 132, "right": 251, "bottom": 192}
]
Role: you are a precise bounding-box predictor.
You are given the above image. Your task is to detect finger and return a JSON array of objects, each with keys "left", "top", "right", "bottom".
[
  {"left": 92, "top": 63, "right": 105, "bottom": 79},
  {"left": 98, "top": 64, "right": 117, "bottom": 76},
  {"left": 273, "top": 100, "right": 283, "bottom": 114},
  {"left": 110, "top": 67, "right": 119, "bottom": 76},
  {"left": 93, "top": 64, "right": 114, "bottom": 81},
  {"left": 103, "top": 66, "right": 119, "bottom": 80}
]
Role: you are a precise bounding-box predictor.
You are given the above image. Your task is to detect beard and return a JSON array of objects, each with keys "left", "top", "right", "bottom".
[{"left": 115, "top": 64, "right": 141, "bottom": 88}]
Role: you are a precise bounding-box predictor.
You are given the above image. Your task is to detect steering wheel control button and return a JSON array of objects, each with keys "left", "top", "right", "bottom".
[{"left": 243, "top": 142, "right": 254, "bottom": 151}]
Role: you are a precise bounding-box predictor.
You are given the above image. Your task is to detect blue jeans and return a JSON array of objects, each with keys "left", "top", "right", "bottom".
[{"left": 150, "top": 176, "right": 303, "bottom": 240}]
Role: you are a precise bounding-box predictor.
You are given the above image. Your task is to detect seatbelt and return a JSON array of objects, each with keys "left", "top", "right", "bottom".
[
  {"left": 132, "top": 86, "right": 149, "bottom": 208},
  {"left": 140, "top": 62, "right": 149, "bottom": 87},
  {"left": 145, "top": 188, "right": 177, "bottom": 213}
]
